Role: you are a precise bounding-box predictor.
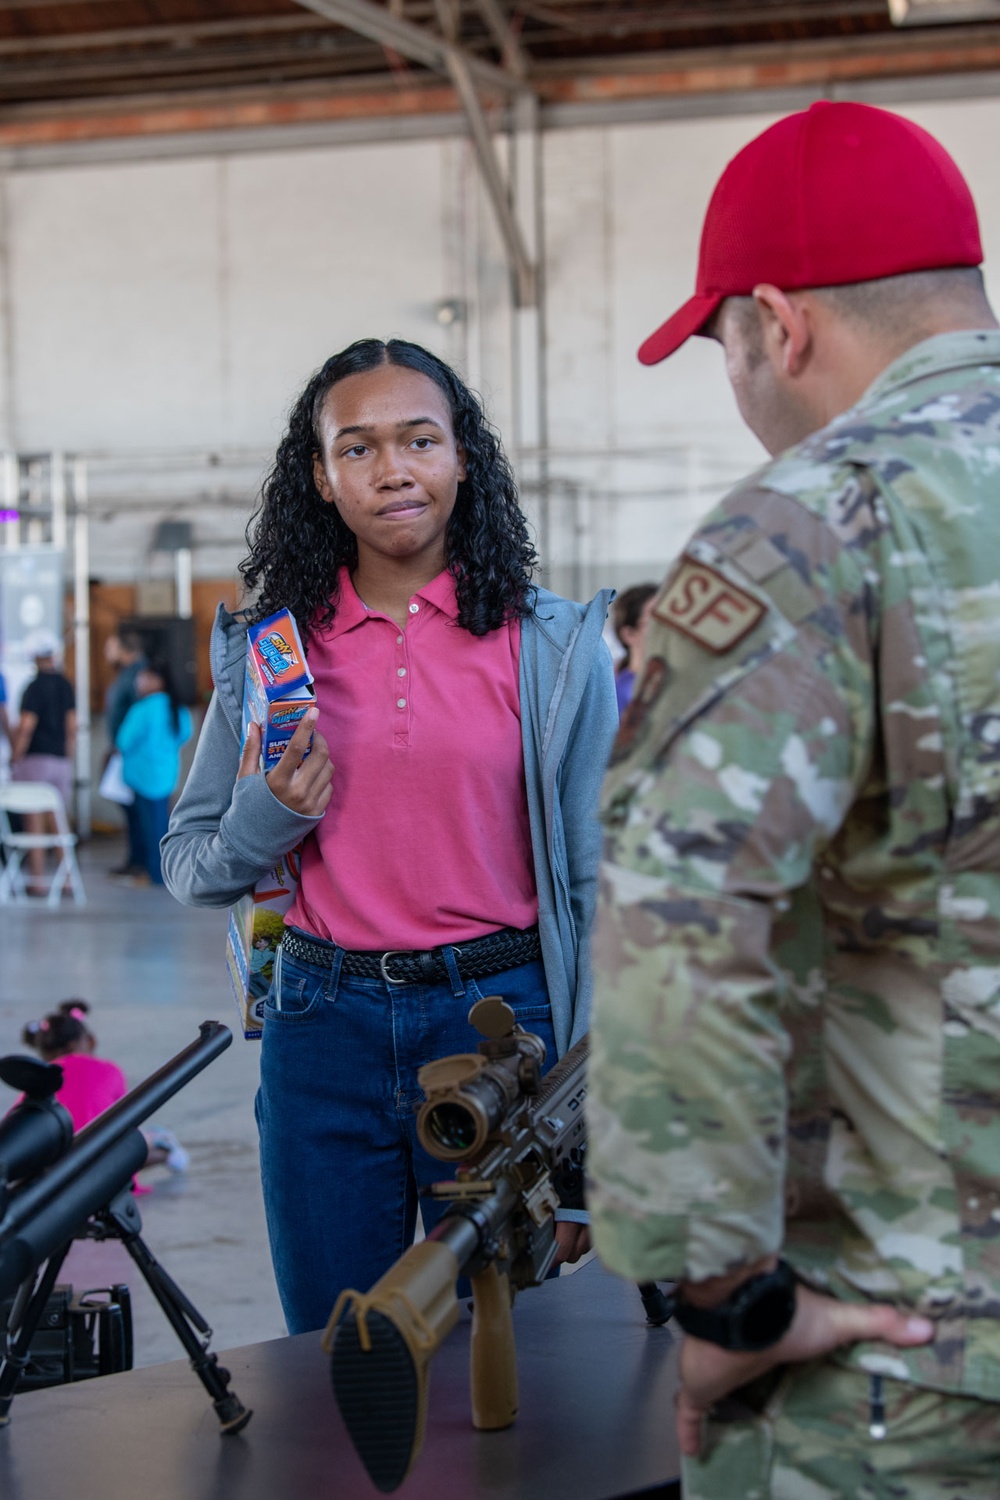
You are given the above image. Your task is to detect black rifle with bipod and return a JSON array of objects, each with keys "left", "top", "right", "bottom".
[{"left": 0, "top": 1020, "right": 251, "bottom": 1434}]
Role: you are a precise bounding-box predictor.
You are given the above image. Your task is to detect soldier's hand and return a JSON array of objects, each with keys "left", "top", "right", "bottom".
[
  {"left": 676, "top": 1284, "right": 934, "bottom": 1459},
  {"left": 237, "top": 710, "right": 333, "bottom": 818},
  {"left": 553, "top": 1223, "right": 591, "bottom": 1266}
]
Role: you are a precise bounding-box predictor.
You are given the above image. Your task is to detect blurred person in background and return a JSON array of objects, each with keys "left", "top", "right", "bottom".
[
  {"left": 104, "top": 627, "right": 146, "bottom": 878},
  {"left": 10, "top": 631, "right": 76, "bottom": 896},
  {"left": 20, "top": 999, "right": 188, "bottom": 1179},
  {"left": 611, "top": 583, "right": 658, "bottom": 716},
  {"left": 115, "top": 657, "right": 191, "bottom": 887}
]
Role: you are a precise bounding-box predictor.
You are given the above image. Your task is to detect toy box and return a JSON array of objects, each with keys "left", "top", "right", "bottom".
[
  {"left": 226, "top": 847, "right": 301, "bottom": 1039},
  {"left": 243, "top": 609, "right": 315, "bottom": 771},
  {"left": 226, "top": 608, "right": 313, "bottom": 1039}
]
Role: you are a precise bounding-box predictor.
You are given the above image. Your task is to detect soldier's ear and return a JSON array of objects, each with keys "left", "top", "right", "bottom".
[{"left": 752, "top": 285, "right": 812, "bottom": 377}]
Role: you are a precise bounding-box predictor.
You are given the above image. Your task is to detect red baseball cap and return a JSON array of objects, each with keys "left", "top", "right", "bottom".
[{"left": 638, "top": 100, "right": 983, "bottom": 366}]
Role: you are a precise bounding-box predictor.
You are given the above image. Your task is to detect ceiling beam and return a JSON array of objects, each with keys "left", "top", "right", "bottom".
[
  {"left": 293, "top": 0, "right": 522, "bottom": 90},
  {"left": 0, "top": 15, "right": 334, "bottom": 55},
  {"left": 470, "top": 0, "right": 530, "bottom": 77},
  {"left": 445, "top": 50, "right": 536, "bottom": 303},
  {"left": 293, "top": 0, "right": 537, "bottom": 302},
  {"left": 0, "top": 45, "right": 386, "bottom": 92},
  {"left": 514, "top": 0, "right": 881, "bottom": 38}
]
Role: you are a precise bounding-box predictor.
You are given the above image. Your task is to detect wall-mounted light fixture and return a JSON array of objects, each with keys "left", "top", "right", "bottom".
[{"left": 436, "top": 298, "right": 467, "bottom": 327}]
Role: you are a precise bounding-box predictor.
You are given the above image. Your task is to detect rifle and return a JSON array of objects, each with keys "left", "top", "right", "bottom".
[
  {"left": 0, "top": 1021, "right": 251, "bottom": 1433},
  {"left": 324, "top": 996, "right": 592, "bottom": 1492}
]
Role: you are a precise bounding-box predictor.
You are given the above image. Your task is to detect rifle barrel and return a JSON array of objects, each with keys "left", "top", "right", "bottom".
[
  {"left": 0, "top": 1131, "right": 147, "bottom": 1299},
  {"left": 426, "top": 1177, "right": 519, "bottom": 1276}
]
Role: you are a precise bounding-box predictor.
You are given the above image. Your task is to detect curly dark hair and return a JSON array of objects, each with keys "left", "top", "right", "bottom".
[
  {"left": 23, "top": 999, "right": 94, "bottom": 1061},
  {"left": 240, "top": 339, "right": 537, "bottom": 637}
]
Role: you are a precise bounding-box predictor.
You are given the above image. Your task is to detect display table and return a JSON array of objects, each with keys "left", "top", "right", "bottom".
[{"left": 0, "top": 1259, "right": 680, "bottom": 1500}]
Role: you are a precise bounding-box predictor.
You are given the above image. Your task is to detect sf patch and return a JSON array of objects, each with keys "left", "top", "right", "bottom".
[{"left": 653, "top": 558, "right": 765, "bottom": 653}]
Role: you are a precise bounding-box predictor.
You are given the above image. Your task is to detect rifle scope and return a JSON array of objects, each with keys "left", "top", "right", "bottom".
[
  {"left": 417, "top": 1028, "right": 546, "bottom": 1161},
  {"left": 0, "top": 1058, "right": 74, "bottom": 1208}
]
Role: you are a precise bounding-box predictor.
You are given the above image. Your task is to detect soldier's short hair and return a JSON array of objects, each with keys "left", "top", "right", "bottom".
[
  {"left": 812, "top": 266, "right": 986, "bottom": 337},
  {"left": 726, "top": 266, "right": 987, "bottom": 357}
]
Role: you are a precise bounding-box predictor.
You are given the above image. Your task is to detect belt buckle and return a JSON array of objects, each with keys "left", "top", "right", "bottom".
[{"left": 379, "top": 950, "right": 408, "bottom": 985}]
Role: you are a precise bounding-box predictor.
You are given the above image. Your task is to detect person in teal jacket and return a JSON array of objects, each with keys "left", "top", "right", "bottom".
[
  {"left": 160, "top": 337, "right": 617, "bottom": 1331},
  {"left": 116, "top": 658, "right": 192, "bottom": 885}
]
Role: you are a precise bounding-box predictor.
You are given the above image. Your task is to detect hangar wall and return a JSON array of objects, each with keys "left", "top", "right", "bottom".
[{"left": 0, "top": 87, "right": 998, "bottom": 602}]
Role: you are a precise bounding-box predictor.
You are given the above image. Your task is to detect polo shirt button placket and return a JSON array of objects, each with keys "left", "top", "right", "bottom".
[{"left": 395, "top": 622, "right": 411, "bottom": 747}]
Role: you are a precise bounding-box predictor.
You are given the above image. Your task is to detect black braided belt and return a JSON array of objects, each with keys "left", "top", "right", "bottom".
[{"left": 281, "top": 925, "right": 541, "bottom": 986}]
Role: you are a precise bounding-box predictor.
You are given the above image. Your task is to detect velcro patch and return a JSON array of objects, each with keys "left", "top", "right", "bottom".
[{"left": 653, "top": 558, "right": 765, "bottom": 653}]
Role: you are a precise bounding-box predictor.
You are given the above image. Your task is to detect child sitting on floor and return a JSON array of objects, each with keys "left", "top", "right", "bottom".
[{"left": 21, "top": 999, "right": 188, "bottom": 1177}]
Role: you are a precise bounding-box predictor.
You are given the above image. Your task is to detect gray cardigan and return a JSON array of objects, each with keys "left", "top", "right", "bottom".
[{"left": 161, "top": 586, "right": 617, "bottom": 1057}]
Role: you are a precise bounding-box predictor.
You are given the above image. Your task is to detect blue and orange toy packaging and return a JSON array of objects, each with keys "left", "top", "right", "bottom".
[
  {"left": 227, "top": 608, "right": 313, "bottom": 1037},
  {"left": 243, "top": 609, "right": 315, "bottom": 771}
]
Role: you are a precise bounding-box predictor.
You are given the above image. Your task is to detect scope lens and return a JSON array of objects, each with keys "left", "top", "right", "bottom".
[{"left": 424, "top": 1102, "right": 479, "bottom": 1154}]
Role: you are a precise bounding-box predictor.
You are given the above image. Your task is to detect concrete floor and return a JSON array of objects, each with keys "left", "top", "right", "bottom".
[{"left": 1, "top": 834, "right": 288, "bottom": 1367}]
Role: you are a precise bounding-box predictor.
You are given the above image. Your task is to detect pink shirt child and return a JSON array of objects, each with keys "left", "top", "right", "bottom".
[
  {"left": 287, "top": 567, "right": 539, "bottom": 950},
  {"left": 52, "top": 1052, "right": 153, "bottom": 1195},
  {"left": 10, "top": 1049, "right": 151, "bottom": 1195},
  {"left": 54, "top": 1053, "right": 128, "bottom": 1131}
]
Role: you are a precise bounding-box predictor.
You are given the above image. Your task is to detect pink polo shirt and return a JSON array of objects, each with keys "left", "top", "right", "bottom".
[{"left": 286, "top": 567, "right": 538, "bottom": 950}]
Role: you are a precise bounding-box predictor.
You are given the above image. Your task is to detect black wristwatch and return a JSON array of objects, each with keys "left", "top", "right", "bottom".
[{"left": 672, "top": 1259, "right": 797, "bottom": 1351}]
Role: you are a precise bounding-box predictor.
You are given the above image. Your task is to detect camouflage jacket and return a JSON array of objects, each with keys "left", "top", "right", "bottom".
[{"left": 588, "top": 330, "right": 1000, "bottom": 1400}]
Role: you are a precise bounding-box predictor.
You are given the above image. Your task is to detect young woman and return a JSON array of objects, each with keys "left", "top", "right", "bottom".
[
  {"left": 116, "top": 658, "right": 192, "bottom": 885},
  {"left": 162, "top": 338, "right": 617, "bottom": 1333}
]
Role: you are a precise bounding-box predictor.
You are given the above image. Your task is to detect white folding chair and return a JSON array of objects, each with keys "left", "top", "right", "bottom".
[{"left": 0, "top": 781, "right": 86, "bottom": 907}]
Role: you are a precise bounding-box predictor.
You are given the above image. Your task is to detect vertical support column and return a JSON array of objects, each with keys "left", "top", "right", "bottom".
[
  {"left": 509, "top": 91, "right": 549, "bottom": 578},
  {"left": 26, "top": 458, "right": 43, "bottom": 546},
  {"left": 0, "top": 452, "right": 18, "bottom": 547},
  {"left": 72, "top": 457, "right": 91, "bottom": 838},
  {"left": 0, "top": 168, "right": 15, "bottom": 455},
  {"left": 50, "top": 451, "right": 67, "bottom": 552}
]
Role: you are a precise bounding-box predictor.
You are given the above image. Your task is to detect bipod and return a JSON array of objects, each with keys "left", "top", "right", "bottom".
[
  {"left": 0, "top": 1238, "right": 72, "bottom": 1423},
  {"left": 96, "top": 1188, "right": 251, "bottom": 1433},
  {"left": 0, "top": 1185, "right": 251, "bottom": 1434}
]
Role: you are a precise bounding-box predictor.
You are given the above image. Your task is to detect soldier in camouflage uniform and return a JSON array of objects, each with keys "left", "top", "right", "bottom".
[{"left": 587, "top": 101, "right": 1000, "bottom": 1497}]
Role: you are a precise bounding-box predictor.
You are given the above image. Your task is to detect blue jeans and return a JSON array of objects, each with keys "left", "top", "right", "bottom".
[
  {"left": 134, "top": 793, "right": 169, "bottom": 884},
  {"left": 124, "top": 797, "right": 144, "bottom": 871},
  {"left": 256, "top": 931, "right": 556, "bottom": 1334}
]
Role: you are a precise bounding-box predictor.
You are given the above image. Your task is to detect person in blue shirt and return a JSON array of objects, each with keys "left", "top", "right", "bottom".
[
  {"left": 116, "top": 658, "right": 192, "bottom": 885},
  {"left": 104, "top": 627, "right": 147, "bottom": 878},
  {"left": 611, "top": 582, "right": 658, "bottom": 716}
]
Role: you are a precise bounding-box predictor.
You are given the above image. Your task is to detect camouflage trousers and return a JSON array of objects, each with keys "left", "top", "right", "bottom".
[{"left": 682, "top": 1359, "right": 1000, "bottom": 1500}]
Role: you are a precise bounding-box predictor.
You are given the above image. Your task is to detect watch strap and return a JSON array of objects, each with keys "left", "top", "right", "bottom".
[{"left": 672, "top": 1258, "right": 797, "bottom": 1352}]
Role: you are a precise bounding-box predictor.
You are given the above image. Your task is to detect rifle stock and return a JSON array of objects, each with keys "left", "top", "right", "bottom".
[{"left": 324, "top": 1237, "right": 461, "bottom": 1491}]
